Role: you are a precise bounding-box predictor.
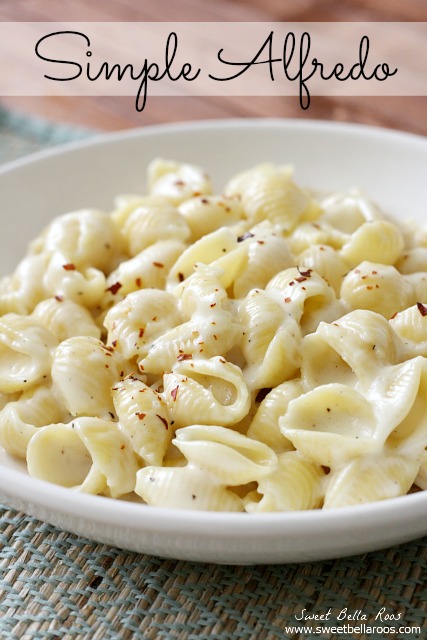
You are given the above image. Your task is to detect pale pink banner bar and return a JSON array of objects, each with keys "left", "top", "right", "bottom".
[{"left": 0, "top": 22, "right": 425, "bottom": 109}]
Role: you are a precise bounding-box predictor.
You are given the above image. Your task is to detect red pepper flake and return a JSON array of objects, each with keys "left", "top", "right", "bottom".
[
  {"left": 63, "top": 263, "right": 76, "bottom": 271},
  {"left": 171, "top": 385, "right": 179, "bottom": 401},
  {"left": 177, "top": 353, "right": 192, "bottom": 361},
  {"left": 298, "top": 267, "right": 312, "bottom": 277},
  {"left": 257, "top": 240, "right": 265, "bottom": 245},
  {"left": 139, "top": 327, "right": 145, "bottom": 338},
  {"left": 106, "top": 281, "right": 122, "bottom": 295},
  {"left": 210, "top": 302, "right": 216, "bottom": 308},
  {"left": 153, "top": 262, "right": 164, "bottom": 268},
  {"left": 213, "top": 335, "right": 218, "bottom": 340},
  {"left": 417, "top": 302, "right": 427, "bottom": 316},
  {"left": 156, "top": 414, "right": 169, "bottom": 429},
  {"left": 102, "top": 345, "right": 114, "bottom": 354},
  {"left": 135, "top": 277, "right": 142, "bottom": 287},
  {"left": 178, "top": 272, "right": 185, "bottom": 283},
  {"left": 289, "top": 281, "right": 295, "bottom": 286},
  {"left": 284, "top": 297, "right": 291, "bottom": 303},
  {"left": 201, "top": 198, "right": 209, "bottom": 204},
  {"left": 54, "top": 295, "right": 64, "bottom": 302},
  {"left": 112, "top": 340, "right": 118, "bottom": 348},
  {"left": 367, "top": 285, "right": 373, "bottom": 290},
  {"left": 175, "top": 180, "right": 185, "bottom": 186},
  {"left": 295, "top": 276, "right": 307, "bottom": 283},
  {"left": 120, "top": 444, "right": 125, "bottom": 450},
  {"left": 136, "top": 412, "right": 146, "bottom": 420}
]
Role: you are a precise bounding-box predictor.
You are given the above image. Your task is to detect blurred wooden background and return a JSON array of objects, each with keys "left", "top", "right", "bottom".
[{"left": 1, "top": 0, "right": 426, "bottom": 136}]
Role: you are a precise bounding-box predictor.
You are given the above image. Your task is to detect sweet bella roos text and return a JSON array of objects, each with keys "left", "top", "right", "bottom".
[{"left": 34, "top": 30, "right": 398, "bottom": 111}]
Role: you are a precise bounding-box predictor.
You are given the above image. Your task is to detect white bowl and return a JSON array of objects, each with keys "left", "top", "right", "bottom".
[{"left": 0, "top": 119, "right": 426, "bottom": 564}]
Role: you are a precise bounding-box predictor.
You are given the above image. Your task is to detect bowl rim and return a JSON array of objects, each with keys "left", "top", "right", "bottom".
[
  {"left": 1, "top": 116, "right": 427, "bottom": 554},
  {"left": 1, "top": 117, "right": 426, "bottom": 177}
]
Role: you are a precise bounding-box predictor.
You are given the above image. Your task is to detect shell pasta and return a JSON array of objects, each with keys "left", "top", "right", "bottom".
[{"left": 0, "top": 158, "right": 426, "bottom": 512}]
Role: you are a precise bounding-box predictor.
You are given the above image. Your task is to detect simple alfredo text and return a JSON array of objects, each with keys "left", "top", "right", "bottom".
[{"left": 34, "top": 29, "right": 398, "bottom": 111}]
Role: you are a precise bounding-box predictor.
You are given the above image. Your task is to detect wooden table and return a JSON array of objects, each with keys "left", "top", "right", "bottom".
[{"left": 1, "top": 0, "right": 426, "bottom": 136}]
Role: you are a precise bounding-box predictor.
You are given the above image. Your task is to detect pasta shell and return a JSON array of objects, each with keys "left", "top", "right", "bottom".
[
  {"left": 320, "top": 190, "right": 384, "bottom": 231},
  {"left": 147, "top": 159, "right": 212, "bottom": 205},
  {"left": 104, "top": 289, "right": 181, "bottom": 361},
  {"left": 280, "top": 384, "right": 381, "bottom": 467},
  {"left": 179, "top": 194, "right": 245, "bottom": 242},
  {"left": 302, "top": 310, "right": 401, "bottom": 389},
  {"left": 340, "top": 220, "right": 404, "bottom": 267},
  {"left": 0, "top": 254, "right": 49, "bottom": 315},
  {"left": 324, "top": 454, "right": 419, "bottom": 508},
  {"left": 173, "top": 425, "right": 277, "bottom": 485},
  {"left": 288, "top": 221, "right": 349, "bottom": 255},
  {"left": 239, "top": 290, "right": 301, "bottom": 388},
  {"left": 0, "top": 385, "right": 66, "bottom": 458},
  {"left": 383, "top": 357, "right": 427, "bottom": 457},
  {"left": 32, "top": 298, "right": 101, "bottom": 341},
  {"left": 44, "top": 252, "right": 107, "bottom": 309},
  {"left": 27, "top": 418, "right": 139, "bottom": 497},
  {"left": 297, "top": 245, "right": 351, "bottom": 295},
  {"left": 0, "top": 314, "right": 57, "bottom": 393},
  {"left": 102, "top": 240, "right": 186, "bottom": 306},
  {"left": 225, "top": 163, "right": 319, "bottom": 230},
  {"left": 135, "top": 464, "right": 243, "bottom": 511},
  {"left": 163, "top": 357, "right": 250, "bottom": 427},
  {"left": 245, "top": 451, "right": 325, "bottom": 512},
  {"left": 415, "top": 450, "right": 427, "bottom": 490},
  {"left": 390, "top": 304, "right": 427, "bottom": 358},
  {"left": 232, "top": 224, "right": 294, "bottom": 298},
  {"left": 340, "top": 261, "right": 412, "bottom": 319},
  {"left": 51, "top": 336, "right": 126, "bottom": 418},
  {"left": 267, "top": 267, "right": 347, "bottom": 335},
  {"left": 113, "top": 376, "right": 172, "bottom": 465},
  {"left": 41, "top": 209, "right": 124, "bottom": 273},
  {"left": 247, "top": 380, "right": 303, "bottom": 452},
  {"left": 166, "top": 227, "right": 238, "bottom": 290},
  {"left": 396, "top": 247, "right": 427, "bottom": 274},
  {"left": 122, "top": 202, "right": 190, "bottom": 256}
]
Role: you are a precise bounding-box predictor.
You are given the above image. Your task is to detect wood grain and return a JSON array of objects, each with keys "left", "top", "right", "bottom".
[{"left": 0, "top": 0, "right": 426, "bottom": 136}]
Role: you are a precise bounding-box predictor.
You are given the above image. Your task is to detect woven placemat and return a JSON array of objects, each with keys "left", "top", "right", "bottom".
[{"left": 0, "top": 106, "right": 426, "bottom": 640}]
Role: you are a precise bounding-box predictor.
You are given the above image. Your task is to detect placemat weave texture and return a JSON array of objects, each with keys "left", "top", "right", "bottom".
[{"left": 0, "top": 106, "right": 426, "bottom": 640}]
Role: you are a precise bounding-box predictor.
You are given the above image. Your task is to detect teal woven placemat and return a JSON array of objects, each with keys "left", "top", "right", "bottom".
[
  {"left": 0, "top": 106, "right": 426, "bottom": 640},
  {"left": 0, "top": 106, "right": 90, "bottom": 163}
]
